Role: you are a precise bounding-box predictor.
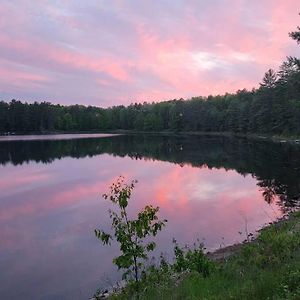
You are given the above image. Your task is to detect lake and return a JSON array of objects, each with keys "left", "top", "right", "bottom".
[{"left": 1, "top": 133, "right": 300, "bottom": 299}]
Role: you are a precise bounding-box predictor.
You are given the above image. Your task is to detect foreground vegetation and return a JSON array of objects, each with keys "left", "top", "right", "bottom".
[
  {"left": 1, "top": 22, "right": 300, "bottom": 137},
  {"left": 109, "top": 211, "right": 300, "bottom": 300},
  {"left": 94, "top": 177, "right": 300, "bottom": 299},
  {"left": 95, "top": 177, "right": 167, "bottom": 283}
]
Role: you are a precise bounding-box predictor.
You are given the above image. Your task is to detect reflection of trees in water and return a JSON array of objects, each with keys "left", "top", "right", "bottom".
[
  {"left": 1, "top": 134, "right": 300, "bottom": 211},
  {"left": 258, "top": 179, "right": 277, "bottom": 204},
  {"left": 258, "top": 179, "right": 300, "bottom": 213}
]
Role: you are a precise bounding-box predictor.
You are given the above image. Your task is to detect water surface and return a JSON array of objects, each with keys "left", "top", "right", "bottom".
[{"left": 1, "top": 134, "right": 300, "bottom": 299}]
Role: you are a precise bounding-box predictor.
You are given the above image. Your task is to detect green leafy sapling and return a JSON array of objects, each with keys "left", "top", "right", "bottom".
[{"left": 95, "top": 176, "right": 167, "bottom": 283}]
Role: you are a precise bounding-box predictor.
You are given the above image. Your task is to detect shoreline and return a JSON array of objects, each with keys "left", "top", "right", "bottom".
[
  {"left": 206, "top": 213, "right": 290, "bottom": 262},
  {"left": 92, "top": 212, "right": 298, "bottom": 299},
  {"left": 1, "top": 130, "right": 300, "bottom": 145},
  {"left": 113, "top": 130, "right": 300, "bottom": 145}
]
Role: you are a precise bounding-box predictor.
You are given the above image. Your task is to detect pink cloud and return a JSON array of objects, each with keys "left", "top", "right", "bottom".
[
  {"left": 0, "top": 62, "right": 48, "bottom": 91},
  {"left": 0, "top": 1, "right": 298, "bottom": 105},
  {"left": 0, "top": 34, "right": 130, "bottom": 82}
]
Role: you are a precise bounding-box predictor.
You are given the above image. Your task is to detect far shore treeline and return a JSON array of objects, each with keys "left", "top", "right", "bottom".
[{"left": 1, "top": 26, "right": 299, "bottom": 136}]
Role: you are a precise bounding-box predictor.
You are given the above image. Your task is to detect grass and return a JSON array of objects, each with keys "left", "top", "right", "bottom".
[{"left": 109, "top": 211, "right": 300, "bottom": 300}]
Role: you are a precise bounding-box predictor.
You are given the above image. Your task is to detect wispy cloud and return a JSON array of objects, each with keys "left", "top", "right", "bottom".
[{"left": 0, "top": 0, "right": 298, "bottom": 106}]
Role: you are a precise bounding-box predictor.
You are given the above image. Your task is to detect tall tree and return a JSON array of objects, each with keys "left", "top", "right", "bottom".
[
  {"left": 289, "top": 14, "right": 300, "bottom": 43},
  {"left": 260, "top": 69, "right": 277, "bottom": 89}
]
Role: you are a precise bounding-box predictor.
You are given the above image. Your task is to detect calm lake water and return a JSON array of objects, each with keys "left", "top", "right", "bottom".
[{"left": 1, "top": 134, "right": 300, "bottom": 299}]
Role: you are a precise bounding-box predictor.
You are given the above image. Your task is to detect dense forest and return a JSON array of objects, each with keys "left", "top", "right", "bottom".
[{"left": 0, "top": 25, "right": 299, "bottom": 136}]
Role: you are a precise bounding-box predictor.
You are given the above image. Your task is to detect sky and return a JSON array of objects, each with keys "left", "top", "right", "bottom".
[{"left": 0, "top": 0, "right": 299, "bottom": 107}]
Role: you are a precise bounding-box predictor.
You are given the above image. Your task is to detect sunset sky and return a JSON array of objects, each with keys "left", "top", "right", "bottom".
[{"left": 0, "top": 0, "right": 299, "bottom": 107}]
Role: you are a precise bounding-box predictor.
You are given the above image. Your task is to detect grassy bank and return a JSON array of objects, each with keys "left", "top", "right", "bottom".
[{"left": 109, "top": 211, "right": 300, "bottom": 300}]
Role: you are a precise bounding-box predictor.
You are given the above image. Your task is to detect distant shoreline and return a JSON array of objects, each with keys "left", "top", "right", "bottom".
[
  {"left": 0, "top": 132, "right": 118, "bottom": 142},
  {"left": 1, "top": 130, "right": 299, "bottom": 145}
]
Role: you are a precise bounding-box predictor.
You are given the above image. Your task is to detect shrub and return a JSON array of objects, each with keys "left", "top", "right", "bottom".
[{"left": 95, "top": 176, "right": 167, "bottom": 282}]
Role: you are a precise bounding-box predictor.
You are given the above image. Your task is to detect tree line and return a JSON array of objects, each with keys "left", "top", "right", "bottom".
[{"left": 0, "top": 25, "right": 299, "bottom": 136}]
